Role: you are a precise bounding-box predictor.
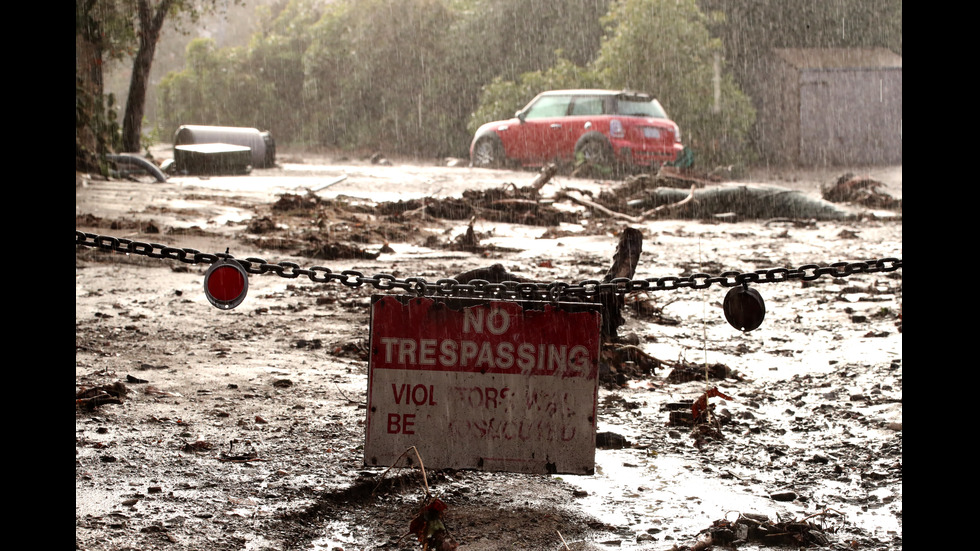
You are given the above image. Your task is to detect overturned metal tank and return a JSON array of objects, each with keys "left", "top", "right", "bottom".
[{"left": 173, "top": 125, "right": 276, "bottom": 169}]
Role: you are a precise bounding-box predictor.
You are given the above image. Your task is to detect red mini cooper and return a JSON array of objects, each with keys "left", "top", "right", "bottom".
[{"left": 470, "top": 89, "right": 685, "bottom": 173}]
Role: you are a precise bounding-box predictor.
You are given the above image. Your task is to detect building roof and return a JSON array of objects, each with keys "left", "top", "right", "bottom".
[{"left": 774, "top": 48, "right": 902, "bottom": 70}]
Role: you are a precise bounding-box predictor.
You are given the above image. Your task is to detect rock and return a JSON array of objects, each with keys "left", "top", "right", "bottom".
[
  {"left": 596, "top": 432, "right": 630, "bottom": 449},
  {"left": 769, "top": 490, "right": 797, "bottom": 502}
]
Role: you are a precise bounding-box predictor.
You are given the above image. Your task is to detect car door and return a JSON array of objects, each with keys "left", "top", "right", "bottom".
[
  {"left": 511, "top": 94, "right": 573, "bottom": 164},
  {"left": 561, "top": 95, "right": 608, "bottom": 161}
]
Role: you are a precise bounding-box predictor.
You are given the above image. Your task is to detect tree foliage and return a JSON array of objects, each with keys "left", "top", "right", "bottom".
[
  {"left": 467, "top": 58, "right": 603, "bottom": 136},
  {"left": 76, "top": 0, "right": 141, "bottom": 171},
  {"left": 594, "top": 0, "right": 756, "bottom": 166},
  {"left": 470, "top": 0, "right": 756, "bottom": 166},
  {"left": 75, "top": 0, "right": 236, "bottom": 166},
  {"left": 157, "top": 0, "right": 319, "bottom": 140},
  {"left": 301, "top": 0, "right": 457, "bottom": 154},
  {"left": 699, "top": 0, "right": 902, "bottom": 73},
  {"left": 156, "top": 0, "right": 612, "bottom": 158},
  {"left": 144, "top": 0, "right": 900, "bottom": 166}
]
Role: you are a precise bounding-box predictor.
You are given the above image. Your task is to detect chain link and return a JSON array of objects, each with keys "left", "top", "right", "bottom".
[{"left": 76, "top": 231, "right": 902, "bottom": 301}]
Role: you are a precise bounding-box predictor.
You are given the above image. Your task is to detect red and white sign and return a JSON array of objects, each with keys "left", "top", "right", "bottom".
[{"left": 364, "top": 295, "right": 601, "bottom": 475}]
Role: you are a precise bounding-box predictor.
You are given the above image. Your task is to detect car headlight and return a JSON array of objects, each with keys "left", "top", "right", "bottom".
[{"left": 674, "top": 124, "right": 682, "bottom": 143}]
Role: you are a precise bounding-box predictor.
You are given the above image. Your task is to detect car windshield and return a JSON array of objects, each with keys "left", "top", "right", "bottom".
[{"left": 615, "top": 96, "right": 668, "bottom": 118}]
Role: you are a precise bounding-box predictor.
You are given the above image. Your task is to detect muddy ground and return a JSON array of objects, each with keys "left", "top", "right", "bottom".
[{"left": 76, "top": 152, "right": 902, "bottom": 551}]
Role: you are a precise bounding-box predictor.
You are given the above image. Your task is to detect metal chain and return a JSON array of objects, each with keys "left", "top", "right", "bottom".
[{"left": 76, "top": 231, "right": 902, "bottom": 302}]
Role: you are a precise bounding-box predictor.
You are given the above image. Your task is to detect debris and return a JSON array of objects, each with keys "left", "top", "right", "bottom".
[
  {"left": 596, "top": 431, "right": 631, "bottom": 449},
  {"left": 181, "top": 440, "right": 214, "bottom": 453},
  {"left": 601, "top": 342, "right": 662, "bottom": 378},
  {"left": 692, "top": 387, "right": 734, "bottom": 421},
  {"left": 822, "top": 173, "right": 902, "bottom": 210},
  {"left": 625, "top": 292, "right": 680, "bottom": 325},
  {"left": 376, "top": 447, "right": 460, "bottom": 551},
  {"left": 689, "top": 387, "right": 735, "bottom": 445},
  {"left": 299, "top": 237, "right": 380, "bottom": 260},
  {"left": 769, "top": 490, "right": 797, "bottom": 502},
  {"left": 246, "top": 216, "right": 277, "bottom": 233},
  {"left": 144, "top": 386, "right": 181, "bottom": 397},
  {"left": 294, "top": 339, "right": 323, "bottom": 350},
  {"left": 452, "top": 263, "right": 535, "bottom": 285},
  {"left": 450, "top": 217, "right": 480, "bottom": 251},
  {"left": 689, "top": 511, "right": 838, "bottom": 548},
  {"left": 666, "top": 361, "right": 739, "bottom": 384},
  {"left": 138, "top": 362, "right": 169, "bottom": 370},
  {"left": 76, "top": 382, "right": 127, "bottom": 410},
  {"left": 408, "top": 497, "right": 458, "bottom": 551},
  {"left": 389, "top": 168, "right": 575, "bottom": 226},
  {"left": 656, "top": 165, "right": 722, "bottom": 188},
  {"left": 666, "top": 400, "right": 696, "bottom": 427},
  {"left": 218, "top": 441, "right": 261, "bottom": 463},
  {"left": 528, "top": 163, "right": 559, "bottom": 195},
  {"left": 218, "top": 451, "right": 261, "bottom": 463},
  {"left": 308, "top": 174, "right": 348, "bottom": 193},
  {"left": 560, "top": 189, "right": 644, "bottom": 223}
]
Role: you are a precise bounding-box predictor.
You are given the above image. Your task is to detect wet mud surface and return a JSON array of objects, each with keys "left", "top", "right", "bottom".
[{"left": 76, "top": 154, "right": 901, "bottom": 550}]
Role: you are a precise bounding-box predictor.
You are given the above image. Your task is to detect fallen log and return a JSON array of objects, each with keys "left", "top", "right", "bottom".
[{"left": 625, "top": 183, "right": 855, "bottom": 220}]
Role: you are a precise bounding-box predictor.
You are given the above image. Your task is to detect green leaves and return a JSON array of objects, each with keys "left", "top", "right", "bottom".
[{"left": 148, "top": 0, "right": 895, "bottom": 165}]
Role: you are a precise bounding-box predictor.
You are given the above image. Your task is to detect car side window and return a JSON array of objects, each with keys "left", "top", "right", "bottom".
[
  {"left": 524, "top": 96, "right": 572, "bottom": 119},
  {"left": 570, "top": 97, "right": 604, "bottom": 116}
]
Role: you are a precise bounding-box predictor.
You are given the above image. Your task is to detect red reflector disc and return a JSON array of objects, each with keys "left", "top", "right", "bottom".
[{"left": 204, "top": 260, "right": 248, "bottom": 309}]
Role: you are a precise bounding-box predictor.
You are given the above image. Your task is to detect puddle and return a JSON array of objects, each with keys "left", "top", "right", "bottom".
[{"left": 561, "top": 429, "right": 900, "bottom": 547}]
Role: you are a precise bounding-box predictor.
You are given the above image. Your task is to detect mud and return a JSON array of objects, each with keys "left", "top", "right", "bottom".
[{"left": 76, "top": 152, "right": 901, "bottom": 550}]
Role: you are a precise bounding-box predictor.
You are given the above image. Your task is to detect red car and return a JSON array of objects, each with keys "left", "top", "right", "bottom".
[{"left": 470, "top": 89, "right": 685, "bottom": 173}]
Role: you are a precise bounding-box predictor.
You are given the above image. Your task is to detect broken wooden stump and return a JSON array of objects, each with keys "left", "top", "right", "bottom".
[
  {"left": 451, "top": 227, "right": 643, "bottom": 344},
  {"left": 597, "top": 227, "right": 642, "bottom": 341}
]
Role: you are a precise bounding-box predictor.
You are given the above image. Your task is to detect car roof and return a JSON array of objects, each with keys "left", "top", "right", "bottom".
[{"left": 537, "top": 89, "right": 650, "bottom": 97}]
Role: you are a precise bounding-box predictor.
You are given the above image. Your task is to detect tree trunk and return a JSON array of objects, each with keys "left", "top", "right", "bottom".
[
  {"left": 120, "top": 0, "right": 174, "bottom": 152},
  {"left": 76, "top": 32, "right": 104, "bottom": 172}
]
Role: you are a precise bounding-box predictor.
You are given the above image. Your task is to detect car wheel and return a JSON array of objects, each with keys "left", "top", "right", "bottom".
[
  {"left": 472, "top": 136, "right": 505, "bottom": 168},
  {"left": 574, "top": 137, "right": 617, "bottom": 177}
]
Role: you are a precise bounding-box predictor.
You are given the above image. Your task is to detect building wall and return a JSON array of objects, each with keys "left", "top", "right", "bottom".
[
  {"left": 752, "top": 55, "right": 801, "bottom": 165},
  {"left": 798, "top": 68, "right": 902, "bottom": 166},
  {"left": 752, "top": 49, "right": 902, "bottom": 167}
]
